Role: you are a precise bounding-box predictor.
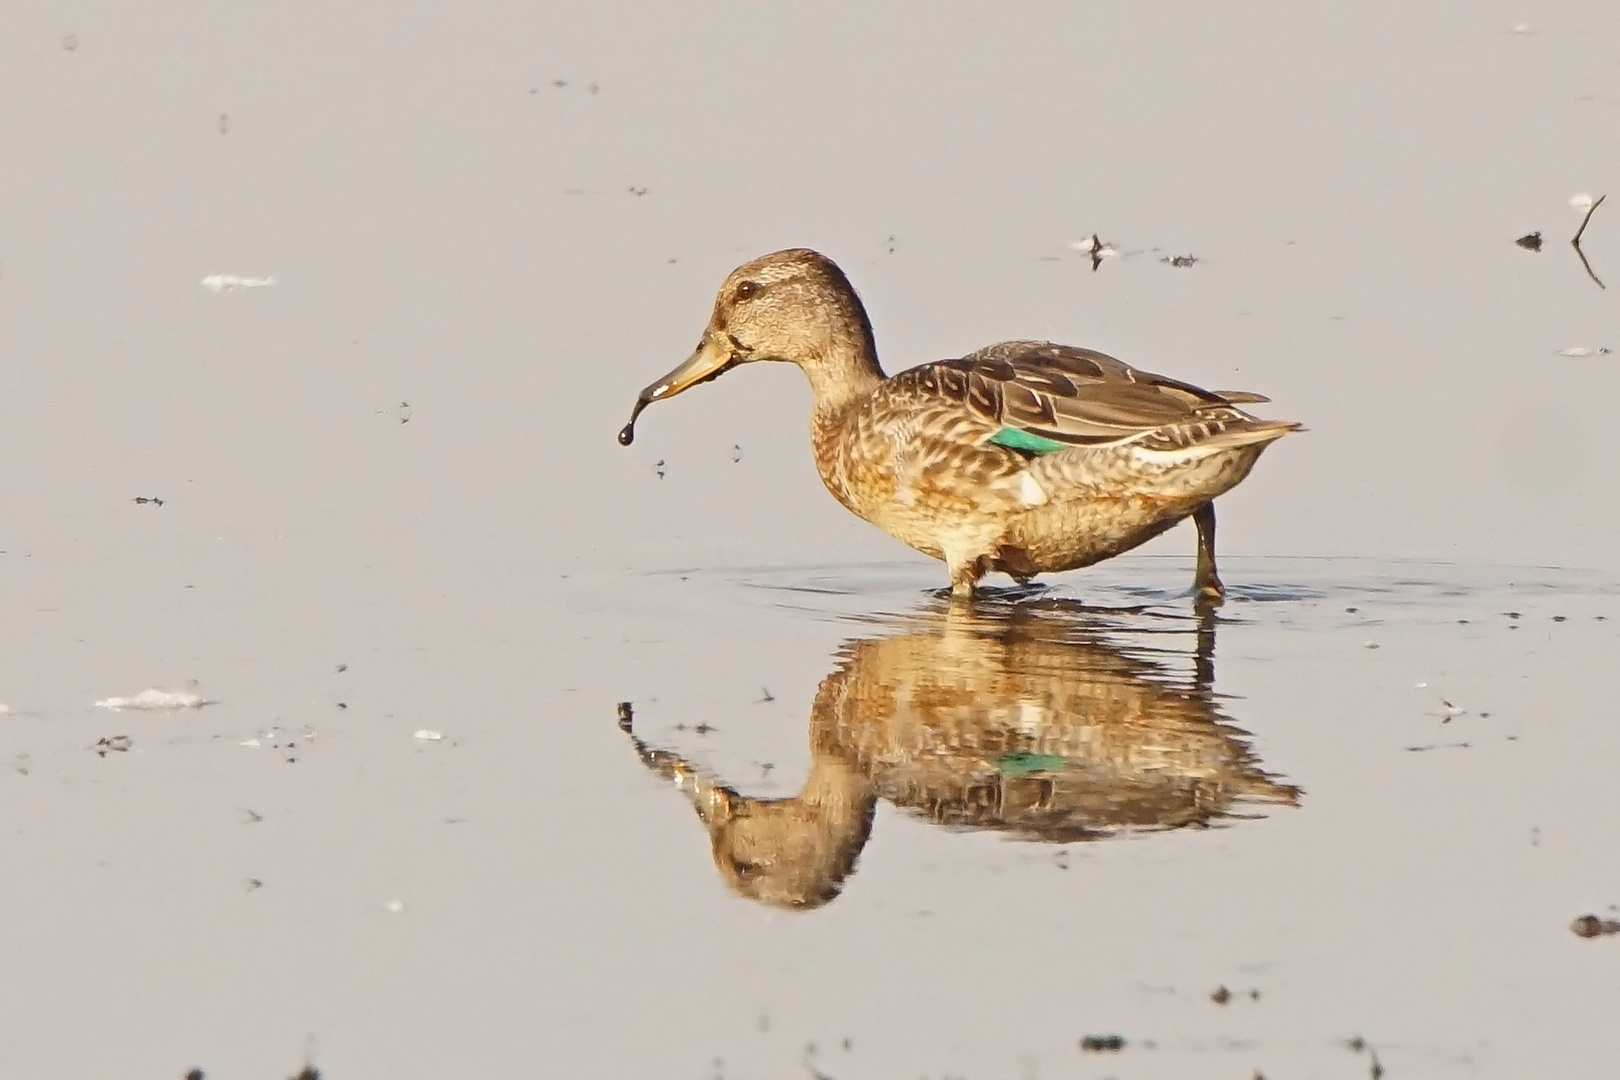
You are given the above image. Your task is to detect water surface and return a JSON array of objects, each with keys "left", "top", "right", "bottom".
[{"left": 3, "top": 2, "right": 1619, "bottom": 1077}]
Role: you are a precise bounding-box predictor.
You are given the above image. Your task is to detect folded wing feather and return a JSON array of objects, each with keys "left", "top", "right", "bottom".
[{"left": 898, "top": 340, "right": 1271, "bottom": 451}]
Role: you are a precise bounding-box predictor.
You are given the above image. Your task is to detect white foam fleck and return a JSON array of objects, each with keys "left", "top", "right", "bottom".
[
  {"left": 201, "top": 274, "right": 276, "bottom": 293},
  {"left": 94, "top": 688, "right": 206, "bottom": 710},
  {"left": 414, "top": 729, "right": 444, "bottom": 741},
  {"left": 1571, "top": 193, "right": 1595, "bottom": 212}
]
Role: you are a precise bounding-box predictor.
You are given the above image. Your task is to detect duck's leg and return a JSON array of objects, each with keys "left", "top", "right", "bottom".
[
  {"left": 1193, "top": 501, "right": 1225, "bottom": 603},
  {"left": 945, "top": 549, "right": 986, "bottom": 599}
]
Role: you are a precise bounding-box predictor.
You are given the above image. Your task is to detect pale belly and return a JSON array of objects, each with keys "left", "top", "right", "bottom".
[
  {"left": 833, "top": 443, "right": 1268, "bottom": 578},
  {"left": 863, "top": 493, "right": 1199, "bottom": 574}
]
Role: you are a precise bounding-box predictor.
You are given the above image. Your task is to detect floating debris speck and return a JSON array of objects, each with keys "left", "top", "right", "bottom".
[
  {"left": 1070, "top": 234, "right": 1118, "bottom": 271},
  {"left": 1571, "top": 913, "right": 1620, "bottom": 938},
  {"left": 91, "top": 735, "right": 133, "bottom": 757}
]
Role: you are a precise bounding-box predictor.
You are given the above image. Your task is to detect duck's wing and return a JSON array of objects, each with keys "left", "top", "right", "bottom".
[{"left": 897, "top": 340, "right": 1294, "bottom": 453}]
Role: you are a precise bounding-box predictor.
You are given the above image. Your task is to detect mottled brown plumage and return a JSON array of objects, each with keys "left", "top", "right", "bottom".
[
  {"left": 623, "top": 249, "right": 1299, "bottom": 597},
  {"left": 621, "top": 603, "right": 1299, "bottom": 909}
]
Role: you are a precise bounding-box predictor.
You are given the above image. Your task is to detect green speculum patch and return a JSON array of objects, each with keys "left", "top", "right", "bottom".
[{"left": 989, "top": 426, "right": 1069, "bottom": 455}]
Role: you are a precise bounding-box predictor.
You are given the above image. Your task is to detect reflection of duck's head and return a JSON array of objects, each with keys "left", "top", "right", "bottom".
[
  {"left": 622, "top": 601, "right": 1298, "bottom": 909},
  {"left": 620, "top": 706, "right": 874, "bottom": 910},
  {"left": 687, "top": 754, "right": 875, "bottom": 910}
]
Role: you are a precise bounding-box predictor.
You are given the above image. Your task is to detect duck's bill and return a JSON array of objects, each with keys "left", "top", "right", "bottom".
[{"left": 619, "top": 332, "right": 737, "bottom": 446}]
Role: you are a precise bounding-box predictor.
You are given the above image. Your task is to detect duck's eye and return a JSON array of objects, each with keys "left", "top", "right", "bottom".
[
  {"left": 728, "top": 855, "right": 764, "bottom": 882},
  {"left": 733, "top": 280, "right": 760, "bottom": 301}
]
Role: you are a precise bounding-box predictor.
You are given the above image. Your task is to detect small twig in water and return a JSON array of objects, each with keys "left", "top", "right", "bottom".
[
  {"left": 1573, "top": 193, "right": 1606, "bottom": 246},
  {"left": 1572, "top": 194, "right": 1607, "bottom": 289},
  {"left": 1574, "top": 245, "right": 1606, "bottom": 290}
]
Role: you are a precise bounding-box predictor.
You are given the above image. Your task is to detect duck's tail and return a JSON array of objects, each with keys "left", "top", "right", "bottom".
[{"left": 1139, "top": 414, "right": 1304, "bottom": 456}]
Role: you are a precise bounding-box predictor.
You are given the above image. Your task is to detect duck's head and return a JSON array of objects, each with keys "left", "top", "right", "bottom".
[{"left": 619, "top": 248, "right": 877, "bottom": 445}]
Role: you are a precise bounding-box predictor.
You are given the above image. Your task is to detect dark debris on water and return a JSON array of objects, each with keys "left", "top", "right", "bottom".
[
  {"left": 1571, "top": 913, "right": 1620, "bottom": 938},
  {"left": 1346, "top": 1037, "right": 1385, "bottom": 1079},
  {"left": 92, "top": 735, "right": 132, "bottom": 757}
]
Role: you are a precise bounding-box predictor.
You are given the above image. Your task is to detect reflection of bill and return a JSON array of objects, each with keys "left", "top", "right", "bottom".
[{"left": 620, "top": 603, "right": 1300, "bottom": 910}]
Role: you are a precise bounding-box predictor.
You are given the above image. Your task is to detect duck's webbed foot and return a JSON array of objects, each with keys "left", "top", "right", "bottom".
[{"left": 1193, "top": 502, "right": 1225, "bottom": 605}]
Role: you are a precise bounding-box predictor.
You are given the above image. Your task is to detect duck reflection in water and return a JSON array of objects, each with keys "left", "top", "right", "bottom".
[{"left": 619, "top": 600, "right": 1299, "bottom": 910}]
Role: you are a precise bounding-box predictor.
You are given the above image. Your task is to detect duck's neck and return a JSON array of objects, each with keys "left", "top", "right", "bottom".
[{"left": 797, "top": 308, "right": 885, "bottom": 421}]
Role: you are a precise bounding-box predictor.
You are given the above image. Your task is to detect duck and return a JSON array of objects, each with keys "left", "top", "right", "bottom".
[{"left": 620, "top": 248, "right": 1299, "bottom": 599}]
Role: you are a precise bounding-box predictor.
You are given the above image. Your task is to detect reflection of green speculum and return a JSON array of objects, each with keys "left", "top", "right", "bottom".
[
  {"left": 621, "top": 602, "right": 1299, "bottom": 911},
  {"left": 994, "top": 751, "right": 1067, "bottom": 775}
]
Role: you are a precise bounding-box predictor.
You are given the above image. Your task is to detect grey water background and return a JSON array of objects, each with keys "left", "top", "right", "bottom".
[{"left": 2, "top": 2, "right": 1618, "bottom": 1077}]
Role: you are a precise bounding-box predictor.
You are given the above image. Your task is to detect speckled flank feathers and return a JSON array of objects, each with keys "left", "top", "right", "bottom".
[{"left": 625, "top": 248, "right": 1300, "bottom": 598}]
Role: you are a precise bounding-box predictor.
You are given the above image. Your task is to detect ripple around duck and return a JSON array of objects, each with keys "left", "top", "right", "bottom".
[{"left": 710, "top": 555, "right": 1620, "bottom": 624}]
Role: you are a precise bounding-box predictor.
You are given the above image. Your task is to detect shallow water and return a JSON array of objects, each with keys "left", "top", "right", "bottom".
[{"left": 4, "top": 2, "right": 1620, "bottom": 1078}]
